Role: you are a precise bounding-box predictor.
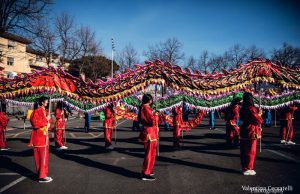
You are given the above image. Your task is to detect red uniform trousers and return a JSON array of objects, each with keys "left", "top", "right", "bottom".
[
  {"left": 54, "top": 129, "right": 65, "bottom": 147},
  {"left": 173, "top": 125, "right": 181, "bottom": 147},
  {"left": 280, "top": 120, "right": 294, "bottom": 141},
  {"left": 0, "top": 129, "right": 6, "bottom": 149},
  {"left": 142, "top": 141, "right": 157, "bottom": 175},
  {"left": 33, "top": 146, "right": 49, "bottom": 179},
  {"left": 226, "top": 123, "right": 239, "bottom": 144},
  {"left": 240, "top": 139, "right": 257, "bottom": 171},
  {"left": 55, "top": 117, "right": 66, "bottom": 147},
  {"left": 104, "top": 126, "right": 113, "bottom": 146}
]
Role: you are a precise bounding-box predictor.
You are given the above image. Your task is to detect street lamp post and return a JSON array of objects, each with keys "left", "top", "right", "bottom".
[{"left": 111, "top": 38, "right": 115, "bottom": 78}]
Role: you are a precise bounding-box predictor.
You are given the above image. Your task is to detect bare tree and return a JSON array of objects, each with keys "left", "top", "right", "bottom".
[
  {"left": 144, "top": 37, "right": 184, "bottom": 65},
  {"left": 186, "top": 56, "right": 197, "bottom": 71},
  {"left": 0, "top": 0, "right": 51, "bottom": 33},
  {"left": 271, "top": 43, "right": 300, "bottom": 67},
  {"left": 76, "top": 25, "right": 102, "bottom": 73},
  {"left": 245, "top": 45, "right": 265, "bottom": 61},
  {"left": 198, "top": 50, "right": 210, "bottom": 73},
  {"left": 209, "top": 55, "right": 229, "bottom": 73},
  {"left": 55, "top": 12, "right": 80, "bottom": 65},
  {"left": 29, "top": 19, "right": 56, "bottom": 67},
  {"left": 220, "top": 51, "right": 234, "bottom": 70},
  {"left": 227, "top": 44, "right": 247, "bottom": 68},
  {"left": 78, "top": 26, "right": 100, "bottom": 57},
  {"left": 143, "top": 43, "right": 165, "bottom": 62},
  {"left": 162, "top": 38, "right": 185, "bottom": 64},
  {"left": 116, "top": 43, "right": 139, "bottom": 71},
  {"left": 55, "top": 13, "right": 102, "bottom": 72}
]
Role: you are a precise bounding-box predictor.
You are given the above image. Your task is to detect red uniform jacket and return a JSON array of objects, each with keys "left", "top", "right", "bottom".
[
  {"left": 55, "top": 108, "right": 66, "bottom": 130},
  {"left": 140, "top": 104, "right": 159, "bottom": 142},
  {"left": 29, "top": 107, "right": 49, "bottom": 147},
  {"left": 280, "top": 105, "right": 298, "bottom": 120},
  {"left": 103, "top": 107, "right": 115, "bottom": 129},
  {"left": 173, "top": 107, "right": 183, "bottom": 126},
  {"left": 240, "top": 106, "right": 263, "bottom": 140},
  {"left": 0, "top": 112, "right": 9, "bottom": 131},
  {"left": 226, "top": 104, "right": 239, "bottom": 126}
]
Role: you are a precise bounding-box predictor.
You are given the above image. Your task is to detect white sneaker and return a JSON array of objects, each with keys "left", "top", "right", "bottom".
[
  {"left": 243, "top": 170, "right": 252, "bottom": 175},
  {"left": 280, "top": 140, "right": 286, "bottom": 144},
  {"left": 250, "top": 170, "right": 256, "bottom": 175},
  {"left": 287, "top": 141, "right": 296, "bottom": 145},
  {"left": 0, "top": 148, "right": 10, "bottom": 151},
  {"left": 106, "top": 145, "right": 114, "bottom": 150},
  {"left": 39, "top": 176, "right": 53, "bottom": 183},
  {"left": 60, "top": 146, "right": 68, "bottom": 150}
]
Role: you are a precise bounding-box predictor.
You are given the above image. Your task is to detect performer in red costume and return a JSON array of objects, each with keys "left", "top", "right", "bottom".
[
  {"left": 139, "top": 94, "right": 158, "bottom": 181},
  {"left": 239, "top": 92, "right": 263, "bottom": 176},
  {"left": 225, "top": 97, "right": 241, "bottom": 145},
  {"left": 54, "top": 102, "right": 68, "bottom": 150},
  {"left": 29, "top": 97, "right": 53, "bottom": 183},
  {"left": 103, "top": 103, "right": 115, "bottom": 150},
  {"left": 0, "top": 103, "right": 10, "bottom": 151},
  {"left": 280, "top": 104, "right": 298, "bottom": 144},
  {"left": 172, "top": 106, "right": 183, "bottom": 149}
]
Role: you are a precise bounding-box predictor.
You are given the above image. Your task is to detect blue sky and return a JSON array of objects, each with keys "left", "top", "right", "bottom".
[{"left": 53, "top": 0, "right": 300, "bottom": 62}]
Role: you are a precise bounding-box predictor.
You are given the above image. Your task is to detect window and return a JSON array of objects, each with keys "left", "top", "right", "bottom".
[
  {"left": 7, "top": 57, "right": 14, "bottom": 66},
  {"left": 29, "top": 59, "right": 34, "bottom": 66},
  {"left": 8, "top": 40, "right": 15, "bottom": 49},
  {"left": 36, "top": 56, "right": 43, "bottom": 62}
]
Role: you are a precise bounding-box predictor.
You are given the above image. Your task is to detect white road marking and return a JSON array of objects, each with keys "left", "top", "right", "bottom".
[
  {"left": 88, "top": 132, "right": 104, "bottom": 138},
  {"left": 265, "top": 149, "right": 299, "bottom": 163},
  {"left": 12, "top": 130, "right": 30, "bottom": 138},
  {"left": 0, "top": 176, "right": 26, "bottom": 193},
  {"left": 115, "top": 119, "right": 129, "bottom": 127},
  {"left": 113, "top": 158, "right": 121, "bottom": 165},
  {"left": 70, "top": 133, "right": 76, "bottom": 138}
]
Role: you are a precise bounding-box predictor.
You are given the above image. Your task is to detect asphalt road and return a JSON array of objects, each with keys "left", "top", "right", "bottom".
[{"left": 1, "top": 115, "right": 300, "bottom": 194}]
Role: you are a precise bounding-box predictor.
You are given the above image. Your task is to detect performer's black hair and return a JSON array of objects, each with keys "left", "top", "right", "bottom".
[
  {"left": 38, "top": 96, "right": 49, "bottom": 106},
  {"left": 56, "top": 101, "right": 63, "bottom": 109},
  {"left": 241, "top": 92, "right": 254, "bottom": 108},
  {"left": 142, "top": 93, "right": 153, "bottom": 104},
  {"left": 107, "top": 103, "right": 115, "bottom": 114},
  {"left": 138, "top": 93, "right": 153, "bottom": 123},
  {"left": 240, "top": 92, "right": 254, "bottom": 121}
]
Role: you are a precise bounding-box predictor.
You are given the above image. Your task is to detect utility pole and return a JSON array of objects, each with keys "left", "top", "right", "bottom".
[{"left": 111, "top": 38, "right": 115, "bottom": 78}]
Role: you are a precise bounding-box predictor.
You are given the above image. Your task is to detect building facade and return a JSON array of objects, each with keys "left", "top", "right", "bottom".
[
  {"left": 0, "top": 32, "right": 32, "bottom": 77},
  {"left": 0, "top": 32, "right": 68, "bottom": 78}
]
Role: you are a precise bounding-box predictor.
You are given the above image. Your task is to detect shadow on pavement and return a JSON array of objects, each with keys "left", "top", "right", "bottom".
[
  {"left": 52, "top": 151, "right": 141, "bottom": 179},
  {"left": 1, "top": 156, "right": 36, "bottom": 181}
]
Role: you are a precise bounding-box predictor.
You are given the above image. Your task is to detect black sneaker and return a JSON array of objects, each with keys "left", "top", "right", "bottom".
[
  {"left": 141, "top": 174, "right": 156, "bottom": 181},
  {"left": 150, "top": 172, "right": 155, "bottom": 176},
  {"left": 38, "top": 177, "right": 53, "bottom": 183}
]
